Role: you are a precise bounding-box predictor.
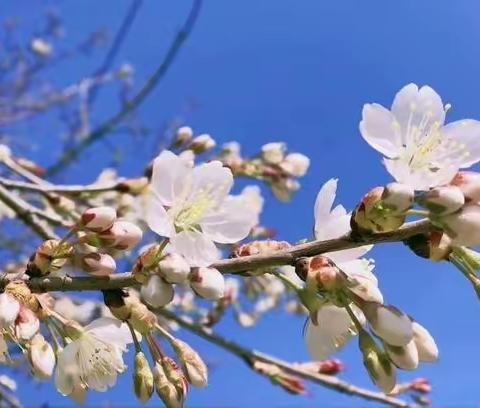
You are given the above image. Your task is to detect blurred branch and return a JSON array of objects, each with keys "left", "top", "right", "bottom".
[
  {"left": 157, "top": 308, "right": 410, "bottom": 408},
  {"left": 46, "top": 0, "right": 203, "bottom": 176},
  {"left": 3, "top": 219, "right": 432, "bottom": 292}
]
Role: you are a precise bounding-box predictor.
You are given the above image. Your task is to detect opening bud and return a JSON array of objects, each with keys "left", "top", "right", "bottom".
[
  {"left": 451, "top": 171, "right": 480, "bottom": 202},
  {"left": 82, "top": 253, "right": 116, "bottom": 276},
  {"left": 162, "top": 357, "right": 188, "bottom": 405},
  {"left": 159, "top": 253, "right": 191, "bottom": 284},
  {"left": 140, "top": 275, "right": 174, "bottom": 308},
  {"left": 129, "top": 301, "right": 157, "bottom": 334},
  {"left": 15, "top": 306, "right": 40, "bottom": 342},
  {"left": 153, "top": 362, "right": 183, "bottom": 408},
  {"left": 412, "top": 321, "right": 438, "bottom": 363},
  {"left": 420, "top": 185, "right": 465, "bottom": 215},
  {"left": 134, "top": 351, "right": 154, "bottom": 403},
  {"left": 172, "top": 338, "right": 208, "bottom": 388},
  {"left": 173, "top": 126, "right": 193, "bottom": 148},
  {"left": 28, "top": 334, "right": 55, "bottom": 380},
  {"left": 81, "top": 206, "right": 116, "bottom": 232},
  {"left": 99, "top": 221, "right": 143, "bottom": 250},
  {"left": 27, "top": 239, "right": 73, "bottom": 277},
  {"left": 384, "top": 340, "right": 419, "bottom": 371},
  {"left": 382, "top": 182, "right": 414, "bottom": 214},
  {"left": 280, "top": 153, "right": 310, "bottom": 177},
  {"left": 261, "top": 142, "right": 286, "bottom": 164},
  {"left": 189, "top": 134, "right": 216, "bottom": 154},
  {"left": 190, "top": 267, "right": 225, "bottom": 300}
]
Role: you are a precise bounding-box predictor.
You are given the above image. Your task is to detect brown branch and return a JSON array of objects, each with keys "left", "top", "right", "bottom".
[
  {"left": 46, "top": 0, "right": 203, "bottom": 176},
  {"left": 1, "top": 219, "right": 431, "bottom": 292},
  {"left": 157, "top": 308, "right": 410, "bottom": 407}
]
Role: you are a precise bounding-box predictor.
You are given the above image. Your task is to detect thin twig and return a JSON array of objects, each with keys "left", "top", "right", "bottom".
[
  {"left": 3, "top": 219, "right": 432, "bottom": 292},
  {"left": 157, "top": 309, "right": 410, "bottom": 407},
  {"left": 46, "top": 0, "right": 203, "bottom": 176}
]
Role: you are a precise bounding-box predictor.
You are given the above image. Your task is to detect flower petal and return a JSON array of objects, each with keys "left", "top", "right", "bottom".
[
  {"left": 150, "top": 150, "right": 192, "bottom": 206},
  {"left": 360, "top": 103, "right": 401, "bottom": 158},
  {"left": 145, "top": 188, "right": 174, "bottom": 237},
  {"left": 55, "top": 342, "right": 80, "bottom": 396},
  {"left": 314, "top": 179, "right": 337, "bottom": 227},
  {"left": 440, "top": 119, "right": 480, "bottom": 167},
  {"left": 170, "top": 230, "right": 221, "bottom": 267},
  {"left": 85, "top": 317, "right": 132, "bottom": 350}
]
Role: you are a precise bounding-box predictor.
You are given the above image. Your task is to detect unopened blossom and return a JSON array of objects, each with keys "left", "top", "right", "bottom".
[
  {"left": 451, "top": 171, "right": 480, "bottom": 202},
  {"left": 15, "top": 306, "right": 40, "bottom": 342},
  {"left": 441, "top": 204, "right": 480, "bottom": 246},
  {"left": 159, "top": 253, "right": 191, "bottom": 284},
  {"left": 133, "top": 352, "right": 154, "bottom": 403},
  {"left": 384, "top": 340, "right": 419, "bottom": 371},
  {"left": 261, "top": 142, "right": 286, "bottom": 164},
  {"left": 190, "top": 267, "right": 225, "bottom": 300},
  {"left": 281, "top": 153, "right": 310, "bottom": 177},
  {"left": 420, "top": 185, "right": 465, "bottom": 215},
  {"left": 360, "top": 83, "right": 480, "bottom": 190},
  {"left": 82, "top": 253, "right": 116, "bottom": 276},
  {"left": 146, "top": 150, "right": 258, "bottom": 266},
  {"left": 0, "top": 292, "right": 20, "bottom": 328},
  {"left": 361, "top": 303, "right": 413, "bottom": 347},
  {"left": 172, "top": 338, "right": 208, "bottom": 387},
  {"left": 100, "top": 220, "right": 143, "bottom": 250},
  {"left": 382, "top": 182, "right": 414, "bottom": 214},
  {"left": 141, "top": 275, "right": 174, "bottom": 308},
  {"left": 153, "top": 362, "right": 183, "bottom": 408},
  {"left": 189, "top": 134, "right": 216, "bottom": 154},
  {"left": 28, "top": 334, "right": 56, "bottom": 380},
  {"left": 81, "top": 207, "right": 117, "bottom": 232},
  {"left": 31, "top": 38, "right": 53, "bottom": 57},
  {"left": 174, "top": 126, "right": 193, "bottom": 147},
  {"left": 412, "top": 321, "right": 439, "bottom": 362},
  {"left": 55, "top": 317, "right": 132, "bottom": 394}
]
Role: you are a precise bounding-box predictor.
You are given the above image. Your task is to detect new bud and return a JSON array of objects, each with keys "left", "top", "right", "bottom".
[
  {"left": 134, "top": 352, "right": 154, "bottom": 403},
  {"left": 361, "top": 303, "right": 413, "bottom": 346},
  {"left": 261, "top": 142, "right": 286, "bottom": 164},
  {"left": 451, "top": 171, "right": 480, "bottom": 202},
  {"left": 140, "top": 275, "right": 174, "bottom": 308},
  {"left": 81, "top": 206, "right": 116, "bottom": 232},
  {"left": 412, "top": 321, "right": 439, "bottom": 363},
  {"left": 153, "top": 362, "right": 183, "bottom": 408},
  {"left": 306, "top": 256, "right": 343, "bottom": 292},
  {"left": 160, "top": 253, "right": 191, "bottom": 284},
  {"left": 190, "top": 267, "right": 225, "bottom": 300},
  {"left": 280, "top": 153, "right": 310, "bottom": 177},
  {"left": 28, "top": 334, "right": 55, "bottom": 380},
  {"left": 189, "top": 134, "right": 216, "bottom": 154},
  {"left": 174, "top": 126, "right": 193, "bottom": 148},
  {"left": 82, "top": 253, "right": 116, "bottom": 276},
  {"left": 384, "top": 340, "right": 419, "bottom": 371},
  {"left": 0, "top": 293, "right": 20, "bottom": 328},
  {"left": 162, "top": 357, "right": 188, "bottom": 404},
  {"left": 172, "top": 338, "right": 208, "bottom": 388},
  {"left": 100, "top": 221, "right": 143, "bottom": 250},
  {"left": 28, "top": 239, "right": 73, "bottom": 277},
  {"left": 15, "top": 306, "right": 40, "bottom": 342},
  {"left": 359, "top": 331, "right": 396, "bottom": 393},
  {"left": 441, "top": 204, "right": 480, "bottom": 246},
  {"left": 420, "top": 185, "right": 465, "bottom": 215},
  {"left": 382, "top": 182, "right": 414, "bottom": 214}
]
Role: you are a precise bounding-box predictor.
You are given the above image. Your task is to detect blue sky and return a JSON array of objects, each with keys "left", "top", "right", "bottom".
[{"left": 3, "top": 0, "right": 480, "bottom": 406}]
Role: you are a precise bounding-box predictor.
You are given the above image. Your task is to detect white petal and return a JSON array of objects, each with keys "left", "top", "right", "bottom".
[
  {"left": 440, "top": 119, "right": 480, "bottom": 167},
  {"left": 314, "top": 179, "right": 338, "bottom": 227},
  {"left": 145, "top": 188, "right": 174, "bottom": 237},
  {"left": 170, "top": 230, "right": 220, "bottom": 267},
  {"left": 85, "top": 317, "right": 132, "bottom": 350},
  {"left": 360, "top": 103, "right": 401, "bottom": 158},
  {"left": 306, "top": 304, "right": 364, "bottom": 360},
  {"left": 201, "top": 196, "right": 257, "bottom": 244},
  {"left": 55, "top": 343, "right": 80, "bottom": 395},
  {"left": 0, "top": 294, "right": 20, "bottom": 328},
  {"left": 150, "top": 150, "right": 192, "bottom": 206},
  {"left": 391, "top": 84, "right": 445, "bottom": 132},
  {"left": 188, "top": 161, "right": 233, "bottom": 207}
]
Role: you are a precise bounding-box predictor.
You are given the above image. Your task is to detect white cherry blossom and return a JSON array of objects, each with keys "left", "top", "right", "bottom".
[
  {"left": 360, "top": 83, "right": 480, "bottom": 190},
  {"left": 146, "top": 150, "right": 257, "bottom": 266},
  {"left": 55, "top": 317, "right": 132, "bottom": 394}
]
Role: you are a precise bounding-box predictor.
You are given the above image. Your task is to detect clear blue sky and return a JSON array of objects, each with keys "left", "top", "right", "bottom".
[{"left": 3, "top": 0, "right": 480, "bottom": 406}]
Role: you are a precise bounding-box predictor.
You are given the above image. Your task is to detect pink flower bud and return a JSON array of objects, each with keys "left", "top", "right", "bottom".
[
  {"left": 410, "top": 378, "right": 432, "bottom": 394},
  {"left": 361, "top": 303, "right": 413, "bottom": 346},
  {"left": 141, "top": 275, "right": 174, "bottom": 308},
  {"left": 81, "top": 206, "right": 116, "bottom": 232},
  {"left": 100, "top": 220, "right": 143, "bottom": 250},
  {"left": 420, "top": 185, "right": 465, "bottom": 215},
  {"left": 382, "top": 182, "right": 414, "bottom": 214},
  {"left": 82, "top": 253, "right": 117, "bottom": 276},
  {"left": 190, "top": 267, "right": 225, "bottom": 300},
  {"left": 159, "top": 253, "right": 191, "bottom": 284},
  {"left": 451, "top": 171, "right": 480, "bottom": 202},
  {"left": 28, "top": 334, "right": 55, "bottom": 380},
  {"left": 442, "top": 204, "right": 480, "bottom": 246},
  {"left": 384, "top": 340, "right": 419, "bottom": 371}
]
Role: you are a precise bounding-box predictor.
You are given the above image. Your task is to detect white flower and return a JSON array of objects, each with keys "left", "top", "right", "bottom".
[
  {"left": 53, "top": 297, "right": 97, "bottom": 325},
  {"left": 0, "top": 293, "right": 20, "bottom": 328},
  {"left": 55, "top": 317, "right": 132, "bottom": 394},
  {"left": 146, "top": 150, "right": 257, "bottom": 266},
  {"left": 360, "top": 83, "right": 480, "bottom": 190}
]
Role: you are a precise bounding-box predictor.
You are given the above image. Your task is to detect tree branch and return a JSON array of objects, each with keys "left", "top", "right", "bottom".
[
  {"left": 1, "top": 219, "right": 431, "bottom": 292},
  {"left": 46, "top": 0, "right": 203, "bottom": 176},
  {"left": 157, "top": 308, "right": 410, "bottom": 407}
]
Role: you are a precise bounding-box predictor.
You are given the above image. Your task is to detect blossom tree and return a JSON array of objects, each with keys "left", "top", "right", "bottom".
[{"left": 1, "top": 3, "right": 480, "bottom": 408}]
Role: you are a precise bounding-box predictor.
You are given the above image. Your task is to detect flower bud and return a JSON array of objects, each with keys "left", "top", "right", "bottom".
[
  {"left": 411, "top": 378, "right": 432, "bottom": 394},
  {"left": 160, "top": 253, "right": 191, "bottom": 284},
  {"left": 190, "top": 267, "right": 225, "bottom": 300},
  {"left": 174, "top": 126, "right": 193, "bottom": 148},
  {"left": 280, "top": 153, "right": 310, "bottom": 177},
  {"left": 82, "top": 253, "right": 116, "bottom": 276},
  {"left": 384, "top": 340, "right": 419, "bottom": 371},
  {"left": 272, "top": 178, "right": 300, "bottom": 202},
  {"left": 172, "top": 338, "right": 208, "bottom": 388},
  {"left": 253, "top": 361, "right": 307, "bottom": 395},
  {"left": 382, "top": 182, "right": 414, "bottom": 214},
  {"left": 99, "top": 220, "right": 143, "bottom": 250},
  {"left": 361, "top": 303, "right": 413, "bottom": 347},
  {"left": 28, "top": 334, "right": 55, "bottom": 380},
  {"left": 261, "top": 142, "right": 285, "bottom": 164},
  {"left": 189, "top": 134, "right": 216, "bottom": 154},
  {"left": 0, "top": 293, "right": 20, "bottom": 328},
  {"left": 359, "top": 331, "right": 396, "bottom": 393},
  {"left": 81, "top": 206, "right": 116, "bottom": 232},
  {"left": 162, "top": 357, "right": 188, "bottom": 404},
  {"left": 133, "top": 244, "right": 163, "bottom": 283},
  {"left": 412, "top": 321, "right": 438, "bottom": 363},
  {"left": 234, "top": 240, "right": 291, "bottom": 258},
  {"left": 296, "top": 359, "right": 344, "bottom": 376},
  {"left": 153, "top": 362, "right": 183, "bottom": 408},
  {"left": 15, "top": 306, "right": 40, "bottom": 342},
  {"left": 31, "top": 38, "right": 53, "bottom": 57},
  {"left": 129, "top": 301, "right": 157, "bottom": 334},
  {"left": 306, "top": 256, "right": 343, "bottom": 292},
  {"left": 141, "top": 275, "right": 174, "bottom": 308},
  {"left": 451, "top": 171, "right": 480, "bottom": 202},
  {"left": 420, "top": 185, "right": 465, "bottom": 215},
  {"left": 27, "top": 239, "right": 73, "bottom": 277},
  {"left": 441, "top": 204, "right": 480, "bottom": 246},
  {"left": 134, "top": 352, "right": 154, "bottom": 403}
]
